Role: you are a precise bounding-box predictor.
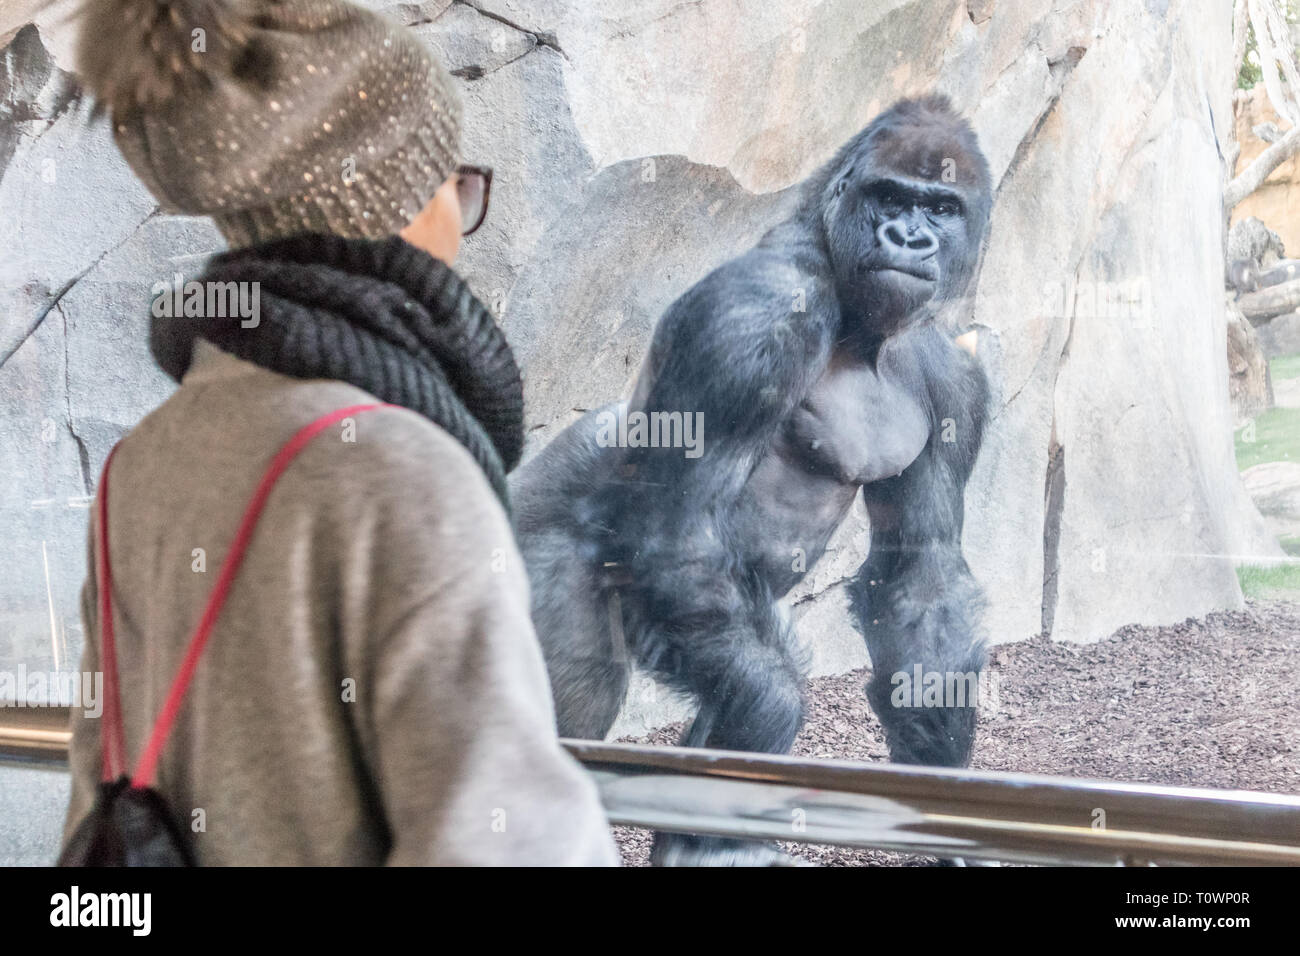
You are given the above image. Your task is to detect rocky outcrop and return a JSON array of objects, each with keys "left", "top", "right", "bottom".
[
  {"left": 1231, "top": 84, "right": 1300, "bottom": 255},
  {"left": 1258, "top": 309, "right": 1300, "bottom": 356},
  {"left": 0, "top": 3, "right": 1280, "bottom": 719},
  {"left": 1226, "top": 215, "right": 1300, "bottom": 361},
  {"left": 1241, "top": 461, "right": 1300, "bottom": 539}
]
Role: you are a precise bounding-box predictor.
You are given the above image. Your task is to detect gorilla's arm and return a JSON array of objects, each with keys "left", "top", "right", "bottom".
[
  {"left": 849, "top": 325, "right": 990, "bottom": 767},
  {"left": 618, "top": 221, "right": 840, "bottom": 525}
]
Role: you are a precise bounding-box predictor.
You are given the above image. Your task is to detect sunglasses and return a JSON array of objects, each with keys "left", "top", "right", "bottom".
[{"left": 455, "top": 164, "right": 493, "bottom": 236}]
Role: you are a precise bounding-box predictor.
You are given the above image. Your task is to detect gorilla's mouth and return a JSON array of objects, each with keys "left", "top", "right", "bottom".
[{"left": 876, "top": 266, "right": 938, "bottom": 284}]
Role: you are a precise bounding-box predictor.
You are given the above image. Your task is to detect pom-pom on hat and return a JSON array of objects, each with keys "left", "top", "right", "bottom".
[{"left": 76, "top": 0, "right": 462, "bottom": 247}]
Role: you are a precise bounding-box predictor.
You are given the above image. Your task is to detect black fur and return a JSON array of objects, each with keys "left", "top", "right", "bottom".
[
  {"left": 850, "top": 324, "right": 990, "bottom": 768},
  {"left": 512, "top": 95, "right": 994, "bottom": 865}
]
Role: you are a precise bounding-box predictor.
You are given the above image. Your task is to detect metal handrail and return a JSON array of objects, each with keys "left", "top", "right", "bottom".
[
  {"left": 565, "top": 740, "right": 1300, "bottom": 866},
  {"left": 5, "top": 706, "right": 1299, "bottom": 865},
  {"left": 0, "top": 704, "right": 71, "bottom": 760}
]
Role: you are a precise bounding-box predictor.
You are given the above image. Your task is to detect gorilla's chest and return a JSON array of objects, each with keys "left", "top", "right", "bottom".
[{"left": 785, "top": 354, "right": 930, "bottom": 485}]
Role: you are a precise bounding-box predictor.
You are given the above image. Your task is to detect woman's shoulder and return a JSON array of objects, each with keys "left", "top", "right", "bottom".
[
  {"left": 335, "top": 403, "right": 495, "bottom": 497},
  {"left": 123, "top": 351, "right": 507, "bottom": 529}
]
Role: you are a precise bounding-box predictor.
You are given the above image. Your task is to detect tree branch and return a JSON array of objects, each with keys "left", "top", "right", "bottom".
[
  {"left": 1232, "top": 0, "right": 1250, "bottom": 84},
  {"left": 1225, "top": 122, "right": 1300, "bottom": 207},
  {"left": 1238, "top": 276, "right": 1300, "bottom": 322},
  {"left": 1246, "top": 0, "right": 1300, "bottom": 126}
]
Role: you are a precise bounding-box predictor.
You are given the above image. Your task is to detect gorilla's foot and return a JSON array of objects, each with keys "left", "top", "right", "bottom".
[{"left": 650, "top": 833, "right": 812, "bottom": 867}]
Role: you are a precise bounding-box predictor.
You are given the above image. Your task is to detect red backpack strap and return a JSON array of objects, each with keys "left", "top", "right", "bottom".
[{"left": 93, "top": 402, "right": 395, "bottom": 789}]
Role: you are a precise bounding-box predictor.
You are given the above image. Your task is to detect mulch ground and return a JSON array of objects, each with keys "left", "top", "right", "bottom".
[{"left": 613, "top": 599, "right": 1300, "bottom": 866}]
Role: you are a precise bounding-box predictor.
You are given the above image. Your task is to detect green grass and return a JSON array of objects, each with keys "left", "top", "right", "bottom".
[
  {"left": 1237, "top": 563, "right": 1300, "bottom": 599},
  {"left": 1235, "top": 406, "right": 1300, "bottom": 470},
  {"left": 1235, "top": 355, "right": 1300, "bottom": 594},
  {"left": 1235, "top": 352, "right": 1300, "bottom": 470},
  {"left": 1269, "top": 352, "right": 1300, "bottom": 384}
]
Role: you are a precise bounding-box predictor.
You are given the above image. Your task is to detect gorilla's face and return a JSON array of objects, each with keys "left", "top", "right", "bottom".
[
  {"left": 821, "top": 103, "right": 992, "bottom": 343},
  {"left": 828, "top": 172, "right": 970, "bottom": 324}
]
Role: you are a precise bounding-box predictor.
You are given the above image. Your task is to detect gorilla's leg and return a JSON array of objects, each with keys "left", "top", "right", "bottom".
[
  {"left": 852, "top": 537, "right": 995, "bottom": 868},
  {"left": 852, "top": 537, "right": 986, "bottom": 767},
  {"left": 528, "top": 540, "right": 630, "bottom": 739},
  {"left": 673, "top": 597, "right": 805, "bottom": 756},
  {"left": 621, "top": 556, "right": 808, "bottom": 865},
  {"left": 510, "top": 408, "right": 630, "bottom": 739}
]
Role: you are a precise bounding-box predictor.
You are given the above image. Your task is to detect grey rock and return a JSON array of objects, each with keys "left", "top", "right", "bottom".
[
  {"left": 968, "top": 0, "right": 997, "bottom": 24},
  {"left": 60, "top": 213, "right": 226, "bottom": 474},
  {"left": 607, "top": 667, "right": 694, "bottom": 741},
  {"left": 1241, "top": 461, "right": 1300, "bottom": 539},
  {"left": 450, "top": 42, "right": 593, "bottom": 316},
  {"left": 0, "top": 31, "right": 225, "bottom": 683},
  {"left": 459, "top": 0, "right": 570, "bottom": 45},
  {"left": 1257, "top": 310, "right": 1300, "bottom": 357},
  {"left": 503, "top": 154, "right": 796, "bottom": 451},
  {"left": 410, "top": 2, "right": 536, "bottom": 80},
  {"left": 0, "top": 299, "right": 90, "bottom": 680},
  {"left": 1274, "top": 376, "right": 1300, "bottom": 410},
  {"left": 362, "top": 1, "right": 455, "bottom": 25},
  {"left": 0, "top": 24, "right": 70, "bottom": 177},
  {"left": 1229, "top": 216, "right": 1286, "bottom": 267},
  {"left": 793, "top": 584, "right": 871, "bottom": 679},
  {"left": 0, "top": 84, "right": 157, "bottom": 365}
]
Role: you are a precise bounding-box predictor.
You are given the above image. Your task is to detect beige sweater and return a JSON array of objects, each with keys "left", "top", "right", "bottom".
[{"left": 63, "top": 341, "right": 618, "bottom": 866}]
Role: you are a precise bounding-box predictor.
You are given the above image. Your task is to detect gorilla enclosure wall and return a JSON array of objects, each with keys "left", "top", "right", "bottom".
[{"left": 0, "top": 0, "right": 1279, "bottom": 754}]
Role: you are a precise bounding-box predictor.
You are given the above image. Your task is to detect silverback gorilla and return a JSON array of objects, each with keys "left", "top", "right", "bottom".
[{"left": 512, "top": 95, "right": 994, "bottom": 865}]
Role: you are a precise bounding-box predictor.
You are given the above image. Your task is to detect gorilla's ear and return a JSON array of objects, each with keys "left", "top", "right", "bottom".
[{"left": 834, "top": 166, "right": 854, "bottom": 196}]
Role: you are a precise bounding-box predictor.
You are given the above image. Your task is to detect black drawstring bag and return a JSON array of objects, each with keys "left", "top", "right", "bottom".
[
  {"left": 60, "top": 779, "right": 198, "bottom": 866},
  {"left": 59, "top": 403, "right": 392, "bottom": 866}
]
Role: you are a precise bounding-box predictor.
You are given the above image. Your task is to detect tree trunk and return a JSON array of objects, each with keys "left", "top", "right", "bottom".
[
  {"left": 1238, "top": 276, "right": 1300, "bottom": 322},
  {"left": 1227, "top": 304, "right": 1274, "bottom": 424}
]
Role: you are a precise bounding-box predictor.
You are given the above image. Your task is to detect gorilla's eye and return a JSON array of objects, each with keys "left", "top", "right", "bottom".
[
  {"left": 865, "top": 181, "right": 915, "bottom": 217},
  {"left": 930, "top": 198, "right": 962, "bottom": 218},
  {"left": 874, "top": 188, "right": 904, "bottom": 214}
]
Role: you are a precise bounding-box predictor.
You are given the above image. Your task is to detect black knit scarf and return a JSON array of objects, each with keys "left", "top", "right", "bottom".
[{"left": 150, "top": 233, "right": 524, "bottom": 506}]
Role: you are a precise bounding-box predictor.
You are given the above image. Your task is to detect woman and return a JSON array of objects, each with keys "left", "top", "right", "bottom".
[{"left": 62, "top": 0, "right": 617, "bottom": 865}]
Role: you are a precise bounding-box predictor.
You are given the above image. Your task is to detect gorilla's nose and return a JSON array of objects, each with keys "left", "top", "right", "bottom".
[{"left": 878, "top": 218, "right": 938, "bottom": 262}]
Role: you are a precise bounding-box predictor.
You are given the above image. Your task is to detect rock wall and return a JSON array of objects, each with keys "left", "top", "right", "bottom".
[
  {"left": 0, "top": 2, "right": 1279, "bottom": 728},
  {"left": 1231, "top": 84, "right": 1300, "bottom": 255}
]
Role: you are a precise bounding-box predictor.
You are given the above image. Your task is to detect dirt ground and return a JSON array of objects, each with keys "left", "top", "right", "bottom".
[{"left": 613, "top": 599, "right": 1300, "bottom": 866}]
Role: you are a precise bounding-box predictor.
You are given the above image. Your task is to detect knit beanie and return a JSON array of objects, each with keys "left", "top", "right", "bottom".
[{"left": 76, "top": 0, "right": 461, "bottom": 247}]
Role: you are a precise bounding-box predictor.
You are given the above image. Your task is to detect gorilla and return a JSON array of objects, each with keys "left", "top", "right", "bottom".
[
  {"left": 512, "top": 95, "right": 995, "bottom": 865},
  {"left": 1227, "top": 257, "right": 1300, "bottom": 295}
]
